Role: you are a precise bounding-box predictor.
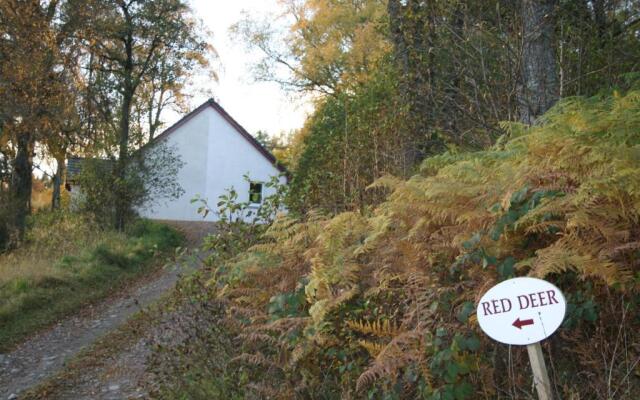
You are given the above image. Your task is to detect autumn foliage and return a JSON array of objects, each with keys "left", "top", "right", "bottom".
[{"left": 149, "top": 91, "right": 640, "bottom": 399}]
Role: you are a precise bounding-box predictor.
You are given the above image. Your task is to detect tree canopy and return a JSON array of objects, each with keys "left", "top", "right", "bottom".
[
  {"left": 0, "top": 0, "right": 214, "bottom": 243},
  {"left": 237, "top": 0, "right": 640, "bottom": 214}
]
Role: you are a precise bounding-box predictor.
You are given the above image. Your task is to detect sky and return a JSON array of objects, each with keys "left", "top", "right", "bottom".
[{"left": 175, "top": 0, "right": 311, "bottom": 137}]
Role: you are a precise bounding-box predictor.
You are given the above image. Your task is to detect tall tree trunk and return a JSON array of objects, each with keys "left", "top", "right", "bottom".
[
  {"left": 592, "top": 0, "right": 607, "bottom": 37},
  {"left": 51, "top": 154, "right": 65, "bottom": 210},
  {"left": 115, "top": 88, "right": 133, "bottom": 231},
  {"left": 387, "top": 0, "right": 441, "bottom": 166},
  {"left": 444, "top": 6, "right": 464, "bottom": 141},
  {"left": 10, "top": 132, "right": 33, "bottom": 241},
  {"left": 520, "top": 0, "right": 559, "bottom": 124},
  {"left": 388, "top": 0, "right": 409, "bottom": 83},
  {"left": 114, "top": 24, "right": 135, "bottom": 231}
]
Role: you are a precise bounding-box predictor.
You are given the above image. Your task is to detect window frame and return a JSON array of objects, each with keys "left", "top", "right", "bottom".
[{"left": 249, "top": 181, "right": 263, "bottom": 204}]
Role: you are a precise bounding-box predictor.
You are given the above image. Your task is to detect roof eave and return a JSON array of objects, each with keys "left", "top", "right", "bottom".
[{"left": 141, "top": 99, "right": 287, "bottom": 174}]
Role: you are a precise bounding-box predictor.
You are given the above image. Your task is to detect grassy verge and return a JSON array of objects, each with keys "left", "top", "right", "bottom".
[{"left": 0, "top": 213, "right": 182, "bottom": 352}]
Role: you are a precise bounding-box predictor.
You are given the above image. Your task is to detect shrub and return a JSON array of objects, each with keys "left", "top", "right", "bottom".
[
  {"left": 75, "top": 142, "right": 185, "bottom": 229},
  {"left": 145, "top": 288, "right": 244, "bottom": 400},
  {"left": 0, "top": 194, "right": 18, "bottom": 252},
  {"left": 193, "top": 173, "right": 288, "bottom": 266}
]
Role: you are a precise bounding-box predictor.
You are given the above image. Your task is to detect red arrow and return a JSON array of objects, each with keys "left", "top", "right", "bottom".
[{"left": 512, "top": 318, "right": 534, "bottom": 329}]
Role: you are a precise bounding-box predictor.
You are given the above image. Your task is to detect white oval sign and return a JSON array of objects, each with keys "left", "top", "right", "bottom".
[{"left": 477, "top": 277, "right": 566, "bottom": 345}]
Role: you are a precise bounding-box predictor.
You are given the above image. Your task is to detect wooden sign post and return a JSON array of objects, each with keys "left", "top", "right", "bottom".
[
  {"left": 476, "top": 277, "right": 566, "bottom": 400},
  {"left": 527, "top": 342, "right": 553, "bottom": 400}
]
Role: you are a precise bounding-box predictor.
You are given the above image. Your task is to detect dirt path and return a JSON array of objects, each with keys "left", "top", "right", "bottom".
[
  {"left": 0, "top": 259, "right": 197, "bottom": 400},
  {"left": 29, "top": 292, "right": 201, "bottom": 400}
]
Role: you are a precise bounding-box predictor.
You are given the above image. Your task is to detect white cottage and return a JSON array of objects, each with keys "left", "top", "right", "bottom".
[{"left": 138, "top": 99, "right": 286, "bottom": 222}]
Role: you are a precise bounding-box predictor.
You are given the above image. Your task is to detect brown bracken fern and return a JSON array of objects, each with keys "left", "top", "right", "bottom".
[{"left": 215, "top": 91, "right": 640, "bottom": 398}]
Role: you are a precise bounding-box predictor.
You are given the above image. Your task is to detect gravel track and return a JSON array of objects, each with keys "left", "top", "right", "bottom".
[{"left": 0, "top": 264, "right": 184, "bottom": 399}]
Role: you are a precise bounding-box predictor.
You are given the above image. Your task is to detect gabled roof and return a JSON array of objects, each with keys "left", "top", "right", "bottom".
[{"left": 149, "top": 99, "right": 286, "bottom": 173}]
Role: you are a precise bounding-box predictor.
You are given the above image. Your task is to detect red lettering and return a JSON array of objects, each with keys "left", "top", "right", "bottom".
[
  {"left": 529, "top": 293, "right": 539, "bottom": 308},
  {"left": 537, "top": 291, "right": 547, "bottom": 306},
  {"left": 547, "top": 290, "right": 559, "bottom": 304},
  {"left": 501, "top": 298, "right": 512, "bottom": 313},
  {"left": 518, "top": 295, "right": 530, "bottom": 309},
  {"left": 483, "top": 298, "right": 516, "bottom": 316},
  {"left": 492, "top": 299, "right": 501, "bottom": 313}
]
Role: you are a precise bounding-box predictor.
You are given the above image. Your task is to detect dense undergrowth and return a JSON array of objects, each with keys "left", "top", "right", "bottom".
[
  {"left": 149, "top": 91, "right": 640, "bottom": 399},
  {"left": 0, "top": 212, "right": 182, "bottom": 351}
]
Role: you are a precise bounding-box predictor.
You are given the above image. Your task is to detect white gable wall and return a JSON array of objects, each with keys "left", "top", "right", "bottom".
[
  {"left": 139, "top": 107, "right": 209, "bottom": 222},
  {"left": 140, "top": 105, "right": 283, "bottom": 222},
  {"left": 205, "top": 107, "right": 283, "bottom": 216}
]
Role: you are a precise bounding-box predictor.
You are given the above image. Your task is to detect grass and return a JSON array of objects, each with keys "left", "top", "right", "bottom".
[{"left": 0, "top": 212, "right": 183, "bottom": 352}]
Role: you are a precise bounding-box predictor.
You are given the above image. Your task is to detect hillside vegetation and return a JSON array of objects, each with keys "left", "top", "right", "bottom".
[{"left": 150, "top": 91, "right": 640, "bottom": 399}]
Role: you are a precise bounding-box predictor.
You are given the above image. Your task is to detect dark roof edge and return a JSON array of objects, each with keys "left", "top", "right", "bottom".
[{"left": 145, "top": 99, "right": 286, "bottom": 174}]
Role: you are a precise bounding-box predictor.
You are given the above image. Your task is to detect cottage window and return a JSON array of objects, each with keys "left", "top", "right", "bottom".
[{"left": 249, "top": 182, "right": 263, "bottom": 204}]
